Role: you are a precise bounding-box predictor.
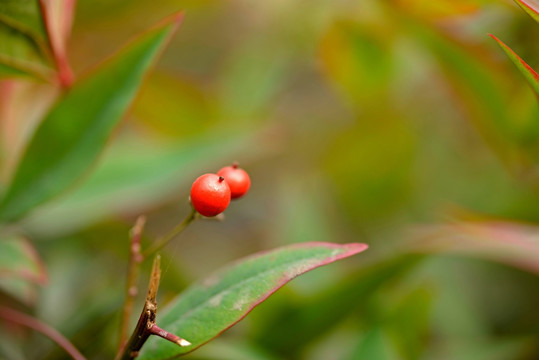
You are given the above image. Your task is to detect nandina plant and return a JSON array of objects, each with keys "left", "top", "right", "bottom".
[{"left": 0, "top": 4, "right": 368, "bottom": 359}]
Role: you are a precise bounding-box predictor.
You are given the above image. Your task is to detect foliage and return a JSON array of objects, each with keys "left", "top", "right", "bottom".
[{"left": 0, "top": 0, "right": 539, "bottom": 359}]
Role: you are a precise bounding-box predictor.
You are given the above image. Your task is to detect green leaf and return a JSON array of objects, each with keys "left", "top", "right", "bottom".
[
  {"left": 0, "top": 13, "right": 183, "bottom": 222},
  {"left": 0, "top": 277, "right": 37, "bottom": 305},
  {"left": 407, "top": 19, "right": 539, "bottom": 151},
  {"left": 138, "top": 242, "right": 368, "bottom": 359},
  {"left": 489, "top": 34, "right": 539, "bottom": 97},
  {"left": 386, "top": 287, "right": 432, "bottom": 360},
  {"left": 0, "top": 0, "right": 47, "bottom": 43},
  {"left": 181, "top": 338, "right": 279, "bottom": 360},
  {"left": 0, "top": 235, "right": 46, "bottom": 306},
  {"left": 0, "top": 235, "right": 47, "bottom": 284},
  {"left": 0, "top": 21, "right": 52, "bottom": 79},
  {"left": 319, "top": 20, "right": 393, "bottom": 106},
  {"left": 252, "top": 254, "right": 422, "bottom": 357},
  {"left": 351, "top": 328, "right": 400, "bottom": 360},
  {"left": 513, "top": 0, "right": 539, "bottom": 23},
  {"left": 20, "top": 127, "right": 268, "bottom": 238}
]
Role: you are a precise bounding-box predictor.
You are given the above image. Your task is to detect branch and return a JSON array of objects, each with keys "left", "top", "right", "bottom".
[
  {"left": 119, "top": 215, "right": 146, "bottom": 350},
  {"left": 116, "top": 255, "right": 190, "bottom": 360},
  {"left": 0, "top": 306, "right": 85, "bottom": 360}
]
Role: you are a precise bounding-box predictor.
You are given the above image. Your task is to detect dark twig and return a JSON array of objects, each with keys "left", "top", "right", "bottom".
[
  {"left": 116, "top": 255, "right": 190, "bottom": 360},
  {"left": 0, "top": 306, "right": 85, "bottom": 360}
]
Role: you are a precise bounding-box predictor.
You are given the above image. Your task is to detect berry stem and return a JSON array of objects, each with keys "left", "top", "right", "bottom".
[{"left": 143, "top": 206, "right": 197, "bottom": 258}]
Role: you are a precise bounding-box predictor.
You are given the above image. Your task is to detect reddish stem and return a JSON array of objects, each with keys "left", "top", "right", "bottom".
[
  {"left": 38, "top": 0, "right": 75, "bottom": 88},
  {"left": 0, "top": 306, "right": 85, "bottom": 360},
  {"left": 149, "top": 324, "right": 191, "bottom": 347}
]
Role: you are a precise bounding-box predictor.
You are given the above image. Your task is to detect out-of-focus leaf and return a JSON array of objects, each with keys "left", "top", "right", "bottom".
[
  {"left": 20, "top": 127, "right": 271, "bottom": 238},
  {"left": 252, "top": 255, "right": 423, "bottom": 357},
  {"left": 352, "top": 328, "right": 401, "bottom": 360},
  {"left": 514, "top": 0, "right": 539, "bottom": 23},
  {"left": 39, "top": 0, "right": 76, "bottom": 86},
  {"left": 386, "top": 287, "right": 432, "bottom": 360},
  {"left": 0, "top": 21, "right": 52, "bottom": 79},
  {"left": 0, "top": 277, "right": 36, "bottom": 305},
  {"left": 218, "top": 39, "right": 288, "bottom": 120},
  {"left": 0, "top": 13, "right": 183, "bottom": 222},
  {"left": 394, "top": 0, "right": 481, "bottom": 19},
  {"left": 182, "top": 338, "right": 279, "bottom": 360},
  {"left": 138, "top": 242, "right": 368, "bottom": 359},
  {"left": 324, "top": 118, "right": 416, "bottom": 223},
  {"left": 319, "top": 20, "right": 393, "bottom": 106},
  {"left": 133, "top": 71, "right": 211, "bottom": 137},
  {"left": 441, "top": 337, "right": 537, "bottom": 360},
  {"left": 0, "top": 330, "right": 25, "bottom": 360},
  {"left": 407, "top": 19, "right": 539, "bottom": 150},
  {"left": 489, "top": 34, "right": 539, "bottom": 97},
  {"left": 0, "top": 235, "right": 47, "bottom": 284},
  {"left": 410, "top": 221, "right": 539, "bottom": 275},
  {"left": 0, "top": 0, "right": 47, "bottom": 45}
]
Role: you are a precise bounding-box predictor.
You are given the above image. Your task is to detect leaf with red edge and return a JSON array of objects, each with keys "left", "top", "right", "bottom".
[
  {"left": 39, "top": 0, "right": 75, "bottom": 86},
  {"left": 489, "top": 34, "right": 539, "bottom": 97},
  {"left": 0, "top": 235, "right": 47, "bottom": 284},
  {"left": 0, "top": 12, "right": 184, "bottom": 222},
  {"left": 0, "top": 0, "right": 54, "bottom": 80},
  {"left": 410, "top": 221, "right": 539, "bottom": 275},
  {"left": 513, "top": 0, "right": 539, "bottom": 23},
  {"left": 0, "top": 235, "right": 47, "bottom": 305},
  {"left": 138, "top": 242, "right": 368, "bottom": 359}
]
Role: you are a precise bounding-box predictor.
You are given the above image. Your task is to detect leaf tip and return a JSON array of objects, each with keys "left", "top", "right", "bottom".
[
  {"left": 177, "top": 339, "right": 191, "bottom": 347},
  {"left": 159, "top": 11, "right": 185, "bottom": 32},
  {"left": 488, "top": 33, "right": 502, "bottom": 44},
  {"left": 344, "top": 242, "right": 369, "bottom": 255}
]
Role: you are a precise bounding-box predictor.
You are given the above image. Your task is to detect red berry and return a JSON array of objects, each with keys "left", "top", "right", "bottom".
[
  {"left": 217, "top": 163, "right": 251, "bottom": 199},
  {"left": 190, "top": 174, "right": 231, "bottom": 217}
]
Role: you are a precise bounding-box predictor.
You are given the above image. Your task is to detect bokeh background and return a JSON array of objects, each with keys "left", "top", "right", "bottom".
[{"left": 1, "top": 0, "right": 539, "bottom": 359}]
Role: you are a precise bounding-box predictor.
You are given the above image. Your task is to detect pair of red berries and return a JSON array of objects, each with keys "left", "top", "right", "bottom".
[{"left": 190, "top": 163, "right": 251, "bottom": 217}]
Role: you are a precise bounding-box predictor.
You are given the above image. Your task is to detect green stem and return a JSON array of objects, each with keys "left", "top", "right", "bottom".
[{"left": 143, "top": 207, "right": 197, "bottom": 258}]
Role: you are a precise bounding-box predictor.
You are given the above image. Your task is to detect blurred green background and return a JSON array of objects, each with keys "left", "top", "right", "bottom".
[{"left": 1, "top": 0, "right": 539, "bottom": 359}]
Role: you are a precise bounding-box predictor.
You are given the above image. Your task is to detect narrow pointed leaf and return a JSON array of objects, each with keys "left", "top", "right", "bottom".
[
  {"left": 0, "top": 21, "right": 52, "bottom": 80},
  {"left": 138, "top": 242, "right": 368, "bottom": 359},
  {"left": 0, "top": 0, "right": 47, "bottom": 45},
  {"left": 21, "top": 127, "right": 270, "bottom": 238},
  {"left": 0, "top": 13, "right": 183, "bottom": 221},
  {"left": 513, "top": 0, "right": 539, "bottom": 23},
  {"left": 490, "top": 34, "right": 539, "bottom": 96}
]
